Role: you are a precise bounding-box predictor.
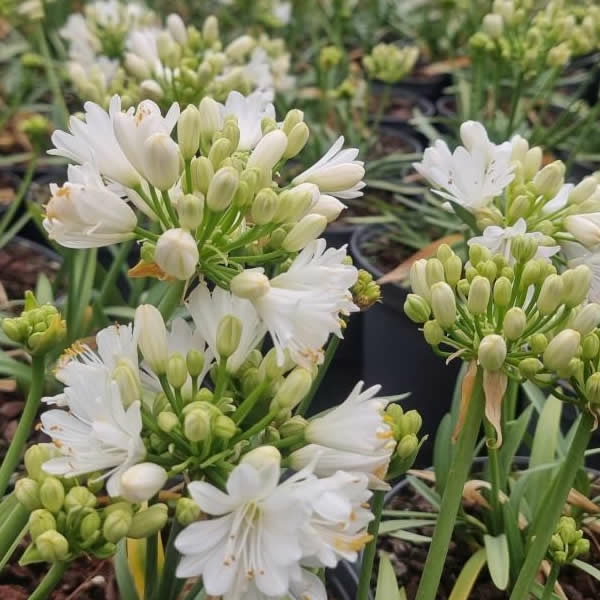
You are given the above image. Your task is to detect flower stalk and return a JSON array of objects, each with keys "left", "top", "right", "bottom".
[{"left": 357, "top": 489, "right": 385, "bottom": 600}]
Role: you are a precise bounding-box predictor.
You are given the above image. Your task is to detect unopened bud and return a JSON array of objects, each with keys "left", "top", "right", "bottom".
[
  {"left": 143, "top": 133, "right": 181, "bottom": 191},
  {"left": 533, "top": 161, "right": 565, "bottom": 198},
  {"left": 216, "top": 315, "right": 242, "bottom": 359},
  {"left": 493, "top": 277, "right": 513, "bottom": 307},
  {"left": 582, "top": 334, "right": 600, "bottom": 359},
  {"left": 271, "top": 368, "right": 313, "bottom": 410},
  {"left": 519, "top": 358, "right": 543, "bottom": 379},
  {"left": 478, "top": 334, "right": 507, "bottom": 371},
  {"left": 430, "top": 282, "right": 456, "bottom": 329},
  {"left": 572, "top": 304, "right": 600, "bottom": 336},
  {"left": 282, "top": 214, "right": 327, "bottom": 252},
  {"left": 202, "top": 15, "right": 219, "bottom": 45},
  {"left": 247, "top": 130, "right": 288, "bottom": 171},
  {"left": 444, "top": 255, "right": 462, "bottom": 287},
  {"left": 231, "top": 270, "right": 270, "bottom": 300},
  {"left": 279, "top": 415, "right": 308, "bottom": 438},
  {"left": 120, "top": 463, "right": 167, "bottom": 503},
  {"left": 537, "top": 274, "right": 564, "bottom": 315},
  {"left": 524, "top": 147, "right": 543, "bottom": 179},
  {"left": 396, "top": 434, "right": 419, "bottom": 459},
  {"left": 190, "top": 156, "right": 214, "bottom": 195},
  {"left": 543, "top": 329, "right": 581, "bottom": 371},
  {"left": 426, "top": 259, "right": 445, "bottom": 287},
  {"left": 134, "top": 305, "right": 168, "bottom": 373},
  {"left": 178, "top": 105, "right": 201, "bottom": 159},
  {"left": 241, "top": 446, "right": 281, "bottom": 470},
  {"left": 520, "top": 261, "right": 542, "bottom": 289},
  {"left": 467, "top": 276, "right": 491, "bottom": 315},
  {"left": 155, "top": 228, "right": 199, "bottom": 280},
  {"left": 503, "top": 307, "right": 526, "bottom": 340},
  {"left": 178, "top": 193, "right": 204, "bottom": 230},
  {"left": 214, "top": 415, "right": 236, "bottom": 439},
  {"left": 569, "top": 177, "right": 598, "bottom": 205},
  {"left": 36, "top": 530, "right": 69, "bottom": 561},
  {"left": 176, "top": 497, "right": 201, "bottom": 525},
  {"left": 64, "top": 486, "right": 96, "bottom": 511},
  {"left": 530, "top": 333, "right": 548, "bottom": 354},
  {"left": 409, "top": 259, "right": 431, "bottom": 301},
  {"left": 252, "top": 188, "right": 279, "bottom": 225},
  {"left": 39, "top": 477, "right": 64, "bottom": 513},
  {"left": 207, "top": 166, "right": 239, "bottom": 212},
  {"left": 423, "top": 320, "right": 444, "bottom": 346},
  {"left": 586, "top": 373, "right": 600, "bottom": 404},
  {"left": 284, "top": 122, "right": 309, "bottom": 159},
  {"left": 29, "top": 509, "right": 56, "bottom": 541},
  {"left": 511, "top": 236, "right": 538, "bottom": 263},
  {"left": 128, "top": 503, "right": 169, "bottom": 539},
  {"left": 103, "top": 510, "right": 133, "bottom": 543},
  {"left": 184, "top": 409, "right": 211, "bottom": 442},
  {"left": 561, "top": 266, "right": 592, "bottom": 307},
  {"left": 15, "top": 478, "right": 41, "bottom": 511},
  {"left": 404, "top": 294, "right": 431, "bottom": 324}
]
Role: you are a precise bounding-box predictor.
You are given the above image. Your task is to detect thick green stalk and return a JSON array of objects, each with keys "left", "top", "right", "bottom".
[
  {"left": 158, "top": 280, "right": 186, "bottom": 321},
  {"left": 484, "top": 418, "right": 502, "bottom": 535},
  {"left": 510, "top": 411, "right": 593, "bottom": 600},
  {"left": 144, "top": 533, "right": 158, "bottom": 600},
  {"left": 0, "top": 501, "right": 28, "bottom": 562},
  {"left": 30, "top": 561, "right": 68, "bottom": 600},
  {"left": 0, "top": 355, "right": 46, "bottom": 497},
  {"left": 541, "top": 563, "right": 560, "bottom": 600},
  {"left": 156, "top": 521, "right": 183, "bottom": 600},
  {"left": 357, "top": 489, "right": 385, "bottom": 600},
  {"left": 415, "top": 369, "right": 484, "bottom": 600}
]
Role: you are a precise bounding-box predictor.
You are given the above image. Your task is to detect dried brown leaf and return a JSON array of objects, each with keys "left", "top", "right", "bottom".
[
  {"left": 483, "top": 370, "right": 508, "bottom": 448},
  {"left": 452, "top": 360, "right": 478, "bottom": 442}
]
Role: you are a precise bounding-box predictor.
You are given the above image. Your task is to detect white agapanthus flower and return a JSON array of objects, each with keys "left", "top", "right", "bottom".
[
  {"left": 467, "top": 218, "right": 560, "bottom": 263},
  {"left": 231, "top": 240, "right": 358, "bottom": 368},
  {"left": 43, "top": 163, "right": 137, "bottom": 248},
  {"left": 565, "top": 213, "right": 600, "bottom": 249},
  {"left": 41, "top": 379, "right": 145, "bottom": 496},
  {"left": 290, "top": 382, "right": 395, "bottom": 489},
  {"left": 186, "top": 284, "right": 266, "bottom": 373},
  {"left": 49, "top": 96, "right": 141, "bottom": 188},
  {"left": 414, "top": 121, "right": 514, "bottom": 212},
  {"left": 542, "top": 182, "right": 574, "bottom": 214},
  {"left": 565, "top": 243, "right": 600, "bottom": 302},
  {"left": 292, "top": 137, "right": 365, "bottom": 199}
]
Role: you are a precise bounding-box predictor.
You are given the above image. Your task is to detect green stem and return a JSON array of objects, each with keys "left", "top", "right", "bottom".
[
  {"left": 0, "top": 501, "right": 28, "bottom": 562},
  {"left": 297, "top": 334, "right": 340, "bottom": 416},
  {"left": 161, "top": 190, "right": 179, "bottom": 226},
  {"left": 541, "top": 563, "right": 560, "bottom": 600},
  {"left": 144, "top": 533, "right": 158, "bottom": 600},
  {"left": 0, "top": 157, "right": 36, "bottom": 238},
  {"left": 357, "top": 489, "right": 385, "bottom": 600},
  {"left": 184, "top": 160, "right": 193, "bottom": 195},
  {"left": 232, "top": 381, "right": 268, "bottom": 425},
  {"left": 158, "top": 280, "right": 186, "bottom": 320},
  {"left": 93, "top": 241, "right": 133, "bottom": 321},
  {"left": 30, "top": 561, "right": 68, "bottom": 600},
  {"left": 157, "top": 521, "right": 183, "bottom": 600},
  {"left": 231, "top": 409, "right": 278, "bottom": 444},
  {"left": 0, "top": 355, "right": 46, "bottom": 497},
  {"left": 510, "top": 411, "right": 593, "bottom": 600},
  {"left": 415, "top": 368, "right": 484, "bottom": 600},
  {"left": 505, "top": 70, "right": 524, "bottom": 138},
  {"left": 484, "top": 418, "right": 502, "bottom": 535}
]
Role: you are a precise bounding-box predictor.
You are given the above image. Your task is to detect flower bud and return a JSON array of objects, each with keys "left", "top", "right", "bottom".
[
  {"left": 247, "top": 130, "right": 288, "bottom": 171},
  {"left": 469, "top": 244, "right": 490, "bottom": 267},
  {"left": 177, "top": 105, "right": 201, "bottom": 159},
  {"left": 530, "top": 333, "right": 548, "bottom": 354},
  {"left": 519, "top": 358, "right": 543, "bottom": 379},
  {"left": 423, "top": 320, "right": 444, "bottom": 346},
  {"left": 202, "top": 15, "right": 219, "bottom": 45},
  {"left": 569, "top": 177, "right": 598, "bottom": 205},
  {"left": 426, "top": 258, "right": 445, "bottom": 287},
  {"left": 582, "top": 334, "right": 600, "bottom": 359},
  {"left": 511, "top": 236, "right": 538, "bottom": 263},
  {"left": 561, "top": 265, "right": 592, "bottom": 308},
  {"left": 155, "top": 228, "right": 199, "bottom": 280},
  {"left": 213, "top": 415, "right": 237, "bottom": 439},
  {"left": 543, "top": 329, "right": 581, "bottom": 371},
  {"left": 113, "top": 362, "right": 141, "bottom": 408},
  {"left": 444, "top": 255, "right": 462, "bottom": 287},
  {"left": 225, "top": 35, "right": 255, "bottom": 60},
  {"left": 397, "top": 410, "right": 423, "bottom": 438},
  {"left": 586, "top": 373, "right": 600, "bottom": 404},
  {"left": 103, "top": 509, "right": 133, "bottom": 543},
  {"left": 520, "top": 261, "right": 542, "bottom": 289},
  {"left": 191, "top": 156, "right": 214, "bottom": 195},
  {"left": 279, "top": 415, "right": 308, "bottom": 438},
  {"left": 178, "top": 193, "right": 204, "bottom": 230},
  {"left": 29, "top": 509, "right": 56, "bottom": 541},
  {"left": 396, "top": 434, "right": 419, "bottom": 459},
  {"left": 167, "top": 13, "right": 187, "bottom": 44},
  {"left": 478, "top": 334, "right": 507, "bottom": 371},
  {"left": 143, "top": 133, "right": 182, "bottom": 191},
  {"left": 271, "top": 368, "right": 313, "bottom": 410},
  {"left": 79, "top": 511, "right": 102, "bottom": 540},
  {"left": 404, "top": 294, "right": 431, "bottom": 324},
  {"left": 186, "top": 349, "right": 205, "bottom": 378},
  {"left": 241, "top": 446, "right": 281, "bottom": 470},
  {"left": 207, "top": 166, "right": 239, "bottom": 212},
  {"left": 166, "top": 353, "right": 188, "bottom": 389},
  {"left": 125, "top": 53, "right": 151, "bottom": 80},
  {"left": 565, "top": 214, "right": 600, "bottom": 248},
  {"left": 493, "top": 277, "right": 512, "bottom": 307},
  {"left": 282, "top": 214, "right": 327, "bottom": 252},
  {"left": 503, "top": 307, "right": 526, "bottom": 340},
  {"left": 409, "top": 259, "right": 431, "bottom": 302},
  {"left": 277, "top": 184, "right": 318, "bottom": 223},
  {"left": 208, "top": 137, "right": 233, "bottom": 170},
  {"left": 537, "top": 274, "right": 564, "bottom": 315},
  {"left": 15, "top": 478, "right": 41, "bottom": 511},
  {"left": 311, "top": 194, "right": 346, "bottom": 223},
  {"left": 231, "top": 270, "right": 270, "bottom": 300},
  {"left": 176, "top": 497, "right": 201, "bottom": 526},
  {"left": 120, "top": 463, "right": 167, "bottom": 503},
  {"left": 507, "top": 195, "right": 531, "bottom": 221},
  {"left": 430, "top": 282, "right": 457, "bottom": 329},
  {"left": 158, "top": 411, "right": 179, "bottom": 433},
  {"left": 184, "top": 409, "right": 211, "bottom": 442},
  {"left": 135, "top": 305, "right": 169, "bottom": 375},
  {"left": 36, "top": 530, "right": 69, "bottom": 562},
  {"left": 482, "top": 13, "right": 504, "bottom": 37},
  {"left": 127, "top": 504, "right": 169, "bottom": 539},
  {"left": 198, "top": 96, "right": 222, "bottom": 142},
  {"left": 284, "top": 122, "right": 309, "bottom": 159},
  {"left": 140, "top": 80, "right": 164, "bottom": 102},
  {"left": 572, "top": 304, "right": 600, "bottom": 336},
  {"left": 216, "top": 315, "right": 242, "bottom": 358},
  {"left": 64, "top": 486, "right": 96, "bottom": 511},
  {"left": 251, "top": 188, "right": 279, "bottom": 225},
  {"left": 523, "top": 147, "right": 543, "bottom": 179},
  {"left": 39, "top": 477, "right": 64, "bottom": 513},
  {"left": 533, "top": 161, "right": 565, "bottom": 198},
  {"left": 467, "top": 276, "right": 491, "bottom": 315}
]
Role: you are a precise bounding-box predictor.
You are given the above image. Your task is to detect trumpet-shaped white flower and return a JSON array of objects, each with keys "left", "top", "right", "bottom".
[
  {"left": 543, "top": 183, "right": 574, "bottom": 214},
  {"left": 49, "top": 96, "right": 141, "bottom": 188},
  {"left": 565, "top": 213, "right": 600, "bottom": 249},
  {"left": 175, "top": 458, "right": 313, "bottom": 599},
  {"left": 43, "top": 163, "right": 137, "bottom": 248},
  {"left": 41, "top": 380, "right": 145, "bottom": 496},
  {"left": 565, "top": 242, "right": 600, "bottom": 303},
  {"left": 467, "top": 218, "right": 560, "bottom": 263},
  {"left": 292, "top": 137, "right": 365, "bottom": 199},
  {"left": 310, "top": 194, "right": 347, "bottom": 222},
  {"left": 186, "top": 284, "right": 266, "bottom": 373},
  {"left": 414, "top": 120, "right": 514, "bottom": 212},
  {"left": 232, "top": 240, "right": 358, "bottom": 368}
]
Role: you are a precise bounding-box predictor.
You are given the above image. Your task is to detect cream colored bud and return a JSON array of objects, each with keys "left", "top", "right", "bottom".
[
  {"left": 565, "top": 213, "right": 600, "bottom": 248},
  {"left": 284, "top": 122, "right": 309, "bottom": 159},
  {"left": 271, "top": 368, "right": 313, "bottom": 410},
  {"left": 125, "top": 53, "right": 151, "bottom": 80},
  {"left": 503, "top": 307, "right": 526, "bottom": 340},
  {"left": 282, "top": 214, "right": 327, "bottom": 252},
  {"left": 178, "top": 193, "right": 204, "bottom": 230},
  {"left": 537, "top": 274, "right": 564, "bottom": 315},
  {"left": 248, "top": 130, "right": 288, "bottom": 171},
  {"left": 214, "top": 415, "right": 236, "bottom": 439},
  {"left": 561, "top": 265, "right": 592, "bottom": 307},
  {"left": 191, "top": 156, "right": 214, "bottom": 195},
  {"left": 113, "top": 362, "right": 141, "bottom": 408},
  {"left": 135, "top": 305, "right": 169, "bottom": 374},
  {"left": 444, "top": 255, "right": 462, "bottom": 287},
  {"left": 478, "top": 334, "right": 507, "bottom": 371},
  {"left": 120, "top": 463, "right": 168, "bottom": 503},
  {"left": 167, "top": 13, "right": 187, "bottom": 44},
  {"left": 569, "top": 177, "right": 598, "bottom": 205},
  {"left": 140, "top": 80, "right": 164, "bottom": 102},
  {"left": 586, "top": 373, "right": 600, "bottom": 404},
  {"left": 426, "top": 258, "right": 445, "bottom": 287},
  {"left": 572, "top": 304, "right": 600, "bottom": 336},
  {"left": 184, "top": 409, "right": 211, "bottom": 442},
  {"left": 178, "top": 105, "right": 202, "bottom": 159},
  {"left": 167, "top": 353, "right": 188, "bottom": 389},
  {"left": 176, "top": 497, "right": 201, "bottom": 525},
  {"left": 198, "top": 96, "right": 222, "bottom": 141},
  {"left": 15, "top": 478, "right": 41, "bottom": 511},
  {"left": 158, "top": 411, "right": 179, "bottom": 433},
  {"left": 241, "top": 446, "right": 281, "bottom": 470},
  {"left": 467, "top": 276, "right": 491, "bottom": 315},
  {"left": 511, "top": 135, "right": 529, "bottom": 163},
  {"left": 430, "top": 282, "right": 457, "bottom": 329},
  {"left": 207, "top": 166, "right": 239, "bottom": 212},
  {"left": 409, "top": 259, "right": 431, "bottom": 302},
  {"left": 543, "top": 329, "right": 581, "bottom": 371},
  {"left": 251, "top": 188, "right": 279, "bottom": 224},
  {"left": 143, "top": 133, "right": 181, "bottom": 191},
  {"left": 155, "top": 228, "right": 199, "bottom": 280},
  {"left": 482, "top": 13, "right": 504, "bottom": 37},
  {"left": 493, "top": 277, "right": 512, "bottom": 307},
  {"left": 39, "top": 477, "right": 64, "bottom": 513},
  {"left": 202, "top": 15, "right": 219, "bottom": 45},
  {"left": 533, "top": 161, "right": 565, "bottom": 198},
  {"left": 216, "top": 315, "right": 242, "bottom": 358},
  {"left": 231, "top": 269, "right": 270, "bottom": 300},
  {"left": 29, "top": 509, "right": 56, "bottom": 541},
  {"left": 225, "top": 35, "right": 255, "bottom": 60},
  {"left": 524, "top": 147, "right": 543, "bottom": 179}
]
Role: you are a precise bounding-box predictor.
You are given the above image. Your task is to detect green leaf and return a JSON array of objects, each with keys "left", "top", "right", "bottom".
[
  {"left": 407, "top": 476, "right": 441, "bottom": 510},
  {"left": 498, "top": 404, "right": 534, "bottom": 479},
  {"left": 114, "top": 540, "right": 140, "bottom": 600},
  {"left": 375, "top": 553, "right": 401, "bottom": 600},
  {"left": 501, "top": 500, "right": 524, "bottom": 583},
  {"left": 389, "top": 530, "right": 432, "bottom": 544},
  {"left": 484, "top": 534, "right": 510, "bottom": 590},
  {"left": 35, "top": 273, "right": 54, "bottom": 305},
  {"left": 0, "top": 354, "right": 32, "bottom": 382},
  {"left": 379, "top": 519, "right": 437, "bottom": 534},
  {"left": 448, "top": 200, "right": 478, "bottom": 234},
  {"left": 448, "top": 548, "right": 487, "bottom": 600},
  {"left": 433, "top": 413, "right": 453, "bottom": 495},
  {"left": 573, "top": 558, "right": 600, "bottom": 582}
]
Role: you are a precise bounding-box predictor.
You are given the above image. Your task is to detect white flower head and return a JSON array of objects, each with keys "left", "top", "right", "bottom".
[
  {"left": 566, "top": 243, "right": 600, "bottom": 303},
  {"left": 565, "top": 213, "right": 600, "bottom": 249},
  {"left": 43, "top": 163, "right": 137, "bottom": 248},
  {"left": 49, "top": 96, "right": 141, "bottom": 188},
  {"left": 292, "top": 137, "right": 365, "bottom": 200},
  {"left": 414, "top": 120, "right": 514, "bottom": 212}
]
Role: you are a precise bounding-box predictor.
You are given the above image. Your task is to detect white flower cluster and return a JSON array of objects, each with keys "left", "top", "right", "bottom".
[
  {"left": 60, "top": 2, "right": 293, "bottom": 109},
  {"left": 415, "top": 120, "right": 600, "bottom": 301}
]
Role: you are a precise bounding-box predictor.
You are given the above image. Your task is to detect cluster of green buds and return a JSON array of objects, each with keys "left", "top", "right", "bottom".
[
  {"left": 384, "top": 405, "right": 425, "bottom": 478},
  {"left": 1, "top": 292, "right": 66, "bottom": 355},
  {"left": 14, "top": 445, "right": 167, "bottom": 564},
  {"left": 319, "top": 45, "right": 344, "bottom": 71},
  {"left": 362, "top": 43, "right": 419, "bottom": 84},
  {"left": 548, "top": 516, "right": 590, "bottom": 565},
  {"left": 351, "top": 270, "right": 382, "bottom": 310}
]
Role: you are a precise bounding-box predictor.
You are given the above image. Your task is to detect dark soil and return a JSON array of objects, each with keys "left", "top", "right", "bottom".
[
  {"left": 369, "top": 131, "right": 421, "bottom": 161},
  {"left": 380, "top": 481, "right": 600, "bottom": 599},
  {"left": 370, "top": 96, "right": 422, "bottom": 122}
]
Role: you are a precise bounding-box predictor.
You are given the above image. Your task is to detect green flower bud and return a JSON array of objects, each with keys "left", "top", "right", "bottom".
[
  {"left": 271, "top": 368, "right": 313, "bottom": 410},
  {"left": 396, "top": 434, "right": 419, "bottom": 459},
  {"left": 127, "top": 504, "right": 168, "bottom": 539},
  {"left": 186, "top": 350, "right": 205, "bottom": 378},
  {"left": 582, "top": 334, "right": 600, "bottom": 360},
  {"left": 178, "top": 193, "right": 204, "bottom": 230},
  {"left": 397, "top": 410, "right": 423, "bottom": 438},
  {"left": 586, "top": 373, "right": 600, "bottom": 404},
  {"left": 569, "top": 177, "right": 598, "bottom": 205},
  {"left": 184, "top": 409, "right": 212, "bottom": 442},
  {"left": 561, "top": 265, "right": 592, "bottom": 308},
  {"left": 533, "top": 161, "right": 565, "bottom": 198},
  {"left": 176, "top": 498, "right": 201, "bottom": 526},
  {"left": 409, "top": 260, "right": 431, "bottom": 301},
  {"left": 523, "top": 147, "right": 543, "bottom": 179},
  {"left": 507, "top": 194, "right": 531, "bottom": 221},
  {"left": 190, "top": 156, "right": 214, "bottom": 195},
  {"left": 467, "top": 276, "right": 491, "bottom": 315},
  {"left": 572, "top": 304, "right": 600, "bottom": 336},
  {"left": 550, "top": 533, "right": 564, "bottom": 551},
  {"left": 15, "top": 478, "right": 41, "bottom": 511},
  {"left": 520, "top": 261, "right": 542, "bottom": 289},
  {"left": 430, "top": 282, "right": 457, "bottom": 329},
  {"left": 167, "top": 353, "right": 188, "bottom": 389},
  {"left": 557, "top": 357, "right": 582, "bottom": 379},
  {"left": 79, "top": 511, "right": 102, "bottom": 540},
  {"left": 477, "top": 260, "right": 498, "bottom": 283},
  {"left": 214, "top": 415, "right": 237, "bottom": 439},
  {"left": 574, "top": 538, "right": 590, "bottom": 557},
  {"left": 543, "top": 329, "right": 581, "bottom": 371},
  {"left": 351, "top": 270, "right": 381, "bottom": 310},
  {"left": 436, "top": 244, "right": 453, "bottom": 263},
  {"left": 404, "top": 294, "right": 431, "bottom": 324},
  {"left": 158, "top": 411, "right": 179, "bottom": 433},
  {"left": 282, "top": 214, "right": 327, "bottom": 252},
  {"left": 222, "top": 120, "right": 241, "bottom": 152},
  {"left": 258, "top": 347, "right": 287, "bottom": 382},
  {"left": 216, "top": 315, "right": 242, "bottom": 359},
  {"left": 284, "top": 122, "right": 309, "bottom": 159},
  {"left": 177, "top": 105, "right": 202, "bottom": 159},
  {"left": 251, "top": 188, "right": 279, "bottom": 225},
  {"left": 426, "top": 259, "right": 445, "bottom": 287},
  {"left": 282, "top": 109, "right": 304, "bottom": 135},
  {"left": 503, "top": 307, "right": 526, "bottom": 340},
  {"left": 530, "top": 333, "right": 548, "bottom": 354},
  {"left": 557, "top": 516, "right": 578, "bottom": 544},
  {"left": 468, "top": 244, "right": 491, "bottom": 267},
  {"left": 113, "top": 361, "right": 141, "bottom": 408},
  {"left": 207, "top": 165, "right": 239, "bottom": 211},
  {"left": 457, "top": 279, "right": 470, "bottom": 299},
  {"left": 279, "top": 415, "right": 308, "bottom": 438},
  {"left": 64, "top": 486, "right": 96, "bottom": 511},
  {"left": 202, "top": 15, "right": 219, "bottom": 45},
  {"left": 537, "top": 274, "right": 564, "bottom": 315},
  {"left": 444, "top": 255, "right": 462, "bottom": 287},
  {"left": 36, "top": 530, "right": 69, "bottom": 562},
  {"left": 39, "top": 477, "right": 65, "bottom": 513},
  {"left": 512, "top": 236, "right": 538, "bottom": 263},
  {"left": 423, "top": 320, "right": 445, "bottom": 346},
  {"left": 29, "top": 509, "right": 57, "bottom": 541},
  {"left": 519, "top": 358, "right": 544, "bottom": 379},
  {"left": 103, "top": 509, "right": 133, "bottom": 543},
  {"left": 478, "top": 334, "right": 507, "bottom": 371}
]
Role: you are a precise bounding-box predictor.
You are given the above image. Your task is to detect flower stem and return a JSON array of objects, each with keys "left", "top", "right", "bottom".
[
  {"left": 156, "top": 521, "right": 183, "bottom": 600},
  {"left": 30, "top": 561, "right": 68, "bottom": 600},
  {"left": 510, "top": 411, "right": 593, "bottom": 600},
  {"left": 505, "top": 70, "right": 524, "bottom": 138},
  {"left": 541, "top": 563, "right": 560, "bottom": 600},
  {"left": 0, "top": 355, "right": 46, "bottom": 497},
  {"left": 144, "top": 532, "right": 158, "bottom": 600},
  {"left": 357, "top": 489, "right": 385, "bottom": 600},
  {"left": 158, "top": 280, "right": 186, "bottom": 321},
  {"left": 231, "top": 409, "right": 278, "bottom": 444},
  {"left": 484, "top": 418, "right": 503, "bottom": 535},
  {"left": 415, "top": 368, "right": 484, "bottom": 600}
]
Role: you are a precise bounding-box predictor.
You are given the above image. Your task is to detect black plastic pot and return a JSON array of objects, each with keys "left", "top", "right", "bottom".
[
  {"left": 328, "top": 559, "right": 370, "bottom": 600},
  {"left": 351, "top": 225, "right": 460, "bottom": 467},
  {"left": 396, "top": 72, "right": 452, "bottom": 102}
]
